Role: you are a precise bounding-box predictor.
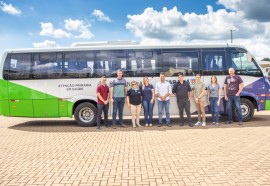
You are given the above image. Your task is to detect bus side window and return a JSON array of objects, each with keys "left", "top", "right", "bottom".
[
  {"left": 63, "top": 51, "right": 94, "bottom": 78},
  {"left": 201, "top": 52, "right": 226, "bottom": 75},
  {"left": 144, "top": 59, "right": 152, "bottom": 70},
  {"left": 32, "top": 53, "right": 62, "bottom": 79},
  {"left": 8, "top": 54, "right": 31, "bottom": 80},
  {"left": 96, "top": 61, "right": 106, "bottom": 77},
  {"left": 3, "top": 54, "right": 10, "bottom": 80},
  {"left": 136, "top": 59, "right": 143, "bottom": 76},
  {"left": 162, "top": 51, "right": 199, "bottom": 77}
]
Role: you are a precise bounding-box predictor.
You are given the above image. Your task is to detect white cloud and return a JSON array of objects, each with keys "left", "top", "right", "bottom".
[
  {"left": 126, "top": 6, "right": 240, "bottom": 42},
  {"left": 39, "top": 19, "right": 94, "bottom": 39},
  {"left": 92, "top": 9, "right": 112, "bottom": 22},
  {"left": 126, "top": 7, "right": 186, "bottom": 40},
  {"left": 126, "top": 5, "right": 270, "bottom": 60},
  {"left": 218, "top": 0, "right": 270, "bottom": 22},
  {"left": 0, "top": 1, "right": 22, "bottom": 15},
  {"left": 32, "top": 40, "right": 60, "bottom": 48},
  {"left": 40, "top": 22, "right": 71, "bottom": 38},
  {"left": 64, "top": 19, "right": 94, "bottom": 39}
]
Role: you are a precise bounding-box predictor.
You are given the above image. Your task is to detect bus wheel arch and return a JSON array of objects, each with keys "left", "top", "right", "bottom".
[
  {"left": 73, "top": 100, "right": 97, "bottom": 127},
  {"left": 233, "top": 97, "right": 255, "bottom": 122}
]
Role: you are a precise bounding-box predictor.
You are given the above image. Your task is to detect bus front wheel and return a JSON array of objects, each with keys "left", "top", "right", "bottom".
[
  {"left": 233, "top": 98, "right": 254, "bottom": 122},
  {"left": 74, "top": 102, "right": 97, "bottom": 127}
]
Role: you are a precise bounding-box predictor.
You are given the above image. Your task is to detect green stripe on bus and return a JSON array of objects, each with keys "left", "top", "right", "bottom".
[
  {"left": 266, "top": 100, "right": 270, "bottom": 110},
  {"left": 0, "top": 80, "right": 73, "bottom": 117}
]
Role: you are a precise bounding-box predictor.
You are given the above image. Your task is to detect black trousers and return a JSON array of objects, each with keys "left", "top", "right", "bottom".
[{"left": 177, "top": 99, "right": 192, "bottom": 124}]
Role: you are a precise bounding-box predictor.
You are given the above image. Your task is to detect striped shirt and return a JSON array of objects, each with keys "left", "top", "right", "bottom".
[{"left": 110, "top": 78, "right": 126, "bottom": 98}]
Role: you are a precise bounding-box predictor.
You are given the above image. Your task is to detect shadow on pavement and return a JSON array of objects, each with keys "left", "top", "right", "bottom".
[{"left": 7, "top": 114, "right": 270, "bottom": 133}]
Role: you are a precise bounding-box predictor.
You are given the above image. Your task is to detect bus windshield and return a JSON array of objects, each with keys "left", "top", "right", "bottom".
[{"left": 231, "top": 50, "right": 262, "bottom": 77}]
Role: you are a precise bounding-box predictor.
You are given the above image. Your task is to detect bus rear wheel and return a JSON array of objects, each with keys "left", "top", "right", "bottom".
[
  {"left": 74, "top": 102, "right": 97, "bottom": 127},
  {"left": 233, "top": 98, "right": 254, "bottom": 122}
]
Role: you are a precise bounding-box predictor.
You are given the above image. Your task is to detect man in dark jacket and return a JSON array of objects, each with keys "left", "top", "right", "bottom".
[{"left": 172, "top": 72, "right": 193, "bottom": 127}]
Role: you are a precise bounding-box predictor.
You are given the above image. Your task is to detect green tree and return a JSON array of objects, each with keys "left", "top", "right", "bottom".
[{"left": 261, "top": 58, "right": 270, "bottom": 61}]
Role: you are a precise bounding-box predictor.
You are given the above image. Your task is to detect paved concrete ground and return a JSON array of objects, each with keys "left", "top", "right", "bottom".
[{"left": 1, "top": 112, "right": 270, "bottom": 186}]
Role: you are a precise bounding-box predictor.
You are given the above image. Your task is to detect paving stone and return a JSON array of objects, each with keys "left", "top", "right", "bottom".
[{"left": 0, "top": 113, "right": 270, "bottom": 185}]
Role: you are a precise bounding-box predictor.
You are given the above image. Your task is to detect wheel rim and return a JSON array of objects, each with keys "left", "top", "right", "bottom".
[
  {"left": 78, "top": 107, "right": 94, "bottom": 123},
  {"left": 241, "top": 103, "right": 250, "bottom": 118}
]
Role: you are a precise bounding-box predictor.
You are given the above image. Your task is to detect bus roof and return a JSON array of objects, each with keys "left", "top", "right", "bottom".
[{"left": 3, "top": 42, "right": 247, "bottom": 54}]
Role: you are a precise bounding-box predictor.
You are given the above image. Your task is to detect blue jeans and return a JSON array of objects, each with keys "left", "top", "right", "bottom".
[
  {"left": 227, "top": 96, "right": 242, "bottom": 122},
  {"left": 112, "top": 97, "right": 125, "bottom": 126},
  {"left": 142, "top": 100, "right": 154, "bottom": 124},
  {"left": 158, "top": 100, "right": 170, "bottom": 124},
  {"left": 209, "top": 97, "right": 219, "bottom": 123},
  {"left": 97, "top": 103, "right": 109, "bottom": 127}
]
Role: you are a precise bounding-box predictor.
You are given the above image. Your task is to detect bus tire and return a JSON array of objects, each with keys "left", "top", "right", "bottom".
[
  {"left": 74, "top": 102, "right": 97, "bottom": 127},
  {"left": 233, "top": 98, "right": 254, "bottom": 122}
]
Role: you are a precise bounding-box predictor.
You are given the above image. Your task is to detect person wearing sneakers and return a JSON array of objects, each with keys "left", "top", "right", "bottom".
[
  {"left": 172, "top": 72, "right": 193, "bottom": 127},
  {"left": 96, "top": 76, "right": 110, "bottom": 129},
  {"left": 193, "top": 74, "right": 207, "bottom": 127},
  {"left": 207, "top": 75, "right": 221, "bottom": 126},
  {"left": 110, "top": 69, "right": 127, "bottom": 129},
  {"left": 224, "top": 68, "right": 244, "bottom": 125},
  {"left": 155, "top": 72, "right": 172, "bottom": 127},
  {"left": 142, "top": 76, "right": 155, "bottom": 127},
  {"left": 127, "top": 81, "right": 142, "bottom": 128}
]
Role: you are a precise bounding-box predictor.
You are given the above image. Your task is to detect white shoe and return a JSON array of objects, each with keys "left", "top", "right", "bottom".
[
  {"left": 145, "top": 124, "right": 148, "bottom": 127},
  {"left": 149, "top": 124, "right": 152, "bottom": 127},
  {"left": 137, "top": 124, "right": 141, "bottom": 127},
  {"left": 195, "top": 121, "right": 201, "bottom": 126},
  {"left": 202, "top": 122, "right": 206, "bottom": 127}
]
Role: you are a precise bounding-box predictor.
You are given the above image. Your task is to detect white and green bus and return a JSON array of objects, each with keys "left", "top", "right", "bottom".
[{"left": 1, "top": 42, "right": 270, "bottom": 126}]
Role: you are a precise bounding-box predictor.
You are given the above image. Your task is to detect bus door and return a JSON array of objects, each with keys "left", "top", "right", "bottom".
[
  {"left": 0, "top": 58, "right": 10, "bottom": 115},
  {"left": 6, "top": 53, "right": 34, "bottom": 117},
  {"left": 201, "top": 50, "right": 227, "bottom": 114},
  {"left": 0, "top": 80, "right": 9, "bottom": 115}
]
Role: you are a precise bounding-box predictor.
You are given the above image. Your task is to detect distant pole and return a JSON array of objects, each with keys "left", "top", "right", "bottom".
[{"left": 230, "top": 29, "right": 236, "bottom": 43}]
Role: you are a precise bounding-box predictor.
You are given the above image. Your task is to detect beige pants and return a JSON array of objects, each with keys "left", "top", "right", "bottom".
[
  {"left": 195, "top": 101, "right": 206, "bottom": 122},
  {"left": 131, "top": 104, "right": 141, "bottom": 127}
]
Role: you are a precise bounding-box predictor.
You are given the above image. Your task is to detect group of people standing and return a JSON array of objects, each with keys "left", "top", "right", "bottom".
[{"left": 96, "top": 68, "right": 244, "bottom": 129}]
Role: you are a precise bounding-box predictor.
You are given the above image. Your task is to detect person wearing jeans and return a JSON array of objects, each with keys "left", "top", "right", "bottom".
[
  {"left": 110, "top": 69, "right": 127, "bottom": 129},
  {"left": 155, "top": 72, "right": 172, "bottom": 127},
  {"left": 142, "top": 76, "right": 155, "bottom": 127},
  {"left": 224, "top": 68, "right": 244, "bottom": 125},
  {"left": 227, "top": 96, "right": 242, "bottom": 123},
  {"left": 207, "top": 75, "right": 221, "bottom": 126},
  {"left": 112, "top": 97, "right": 125, "bottom": 126},
  {"left": 96, "top": 76, "right": 109, "bottom": 129}
]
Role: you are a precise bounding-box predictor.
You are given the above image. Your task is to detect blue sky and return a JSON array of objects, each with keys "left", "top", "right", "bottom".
[{"left": 1, "top": 0, "right": 270, "bottom": 60}]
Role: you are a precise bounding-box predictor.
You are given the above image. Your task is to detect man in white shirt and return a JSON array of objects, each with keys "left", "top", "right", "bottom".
[{"left": 155, "top": 72, "right": 172, "bottom": 127}]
